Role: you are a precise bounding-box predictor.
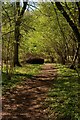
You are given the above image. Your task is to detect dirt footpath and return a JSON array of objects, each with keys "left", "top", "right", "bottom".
[{"left": 2, "top": 64, "right": 57, "bottom": 120}]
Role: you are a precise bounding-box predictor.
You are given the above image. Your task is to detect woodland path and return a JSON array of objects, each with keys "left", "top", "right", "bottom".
[{"left": 2, "top": 64, "right": 57, "bottom": 120}]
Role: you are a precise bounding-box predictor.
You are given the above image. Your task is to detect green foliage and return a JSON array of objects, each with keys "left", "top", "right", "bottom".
[
  {"left": 2, "top": 64, "right": 41, "bottom": 92},
  {"left": 2, "top": 2, "right": 79, "bottom": 66},
  {"left": 45, "top": 64, "right": 80, "bottom": 120},
  {"left": 20, "top": 2, "right": 78, "bottom": 64}
]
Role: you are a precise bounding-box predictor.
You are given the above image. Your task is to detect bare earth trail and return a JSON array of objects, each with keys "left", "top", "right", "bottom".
[{"left": 2, "top": 64, "right": 57, "bottom": 120}]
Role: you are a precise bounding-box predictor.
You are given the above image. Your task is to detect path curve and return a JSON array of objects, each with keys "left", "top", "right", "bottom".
[{"left": 2, "top": 64, "right": 57, "bottom": 120}]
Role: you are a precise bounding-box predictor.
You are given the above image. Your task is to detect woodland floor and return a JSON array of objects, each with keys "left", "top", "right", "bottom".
[{"left": 2, "top": 64, "right": 57, "bottom": 120}]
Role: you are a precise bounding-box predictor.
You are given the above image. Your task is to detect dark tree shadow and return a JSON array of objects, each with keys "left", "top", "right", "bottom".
[{"left": 2, "top": 64, "right": 57, "bottom": 120}]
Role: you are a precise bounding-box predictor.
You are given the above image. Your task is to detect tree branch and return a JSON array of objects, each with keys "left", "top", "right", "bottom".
[
  {"left": 54, "top": 2, "right": 80, "bottom": 43},
  {"left": 20, "top": 2, "right": 28, "bottom": 17}
]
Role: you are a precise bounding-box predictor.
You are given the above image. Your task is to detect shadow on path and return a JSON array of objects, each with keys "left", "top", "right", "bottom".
[{"left": 2, "top": 64, "right": 57, "bottom": 120}]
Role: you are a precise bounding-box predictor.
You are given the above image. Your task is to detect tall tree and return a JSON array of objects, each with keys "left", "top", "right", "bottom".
[
  {"left": 14, "top": 1, "right": 28, "bottom": 66},
  {"left": 24, "top": 2, "right": 76, "bottom": 64},
  {"left": 54, "top": 2, "right": 80, "bottom": 67}
]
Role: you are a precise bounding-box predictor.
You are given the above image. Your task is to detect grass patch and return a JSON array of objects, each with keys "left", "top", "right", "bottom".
[
  {"left": 46, "top": 64, "right": 80, "bottom": 120},
  {"left": 2, "top": 64, "right": 42, "bottom": 92}
]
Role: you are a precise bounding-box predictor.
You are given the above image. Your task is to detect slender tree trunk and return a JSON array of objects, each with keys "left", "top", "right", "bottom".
[
  {"left": 14, "top": 20, "right": 21, "bottom": 67},
  {"left": 70, "top": 46, "right": 79, "bottom": 69},
  {"left": 55, "top": 2, "right": 80, "bottom": 43},
  {"left": 78, "top": 43, "right": 80, "bottom": 67},
  {"left": 76, "top": 2, "right": 80, "bottom": 67},
  {"left": 13, "top": 1, "right": 28, "bottom": 66},
  {"left": 54, "top": 2, "right": 80, "bottom": 68}
]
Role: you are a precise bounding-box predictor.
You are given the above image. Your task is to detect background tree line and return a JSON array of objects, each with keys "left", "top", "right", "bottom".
[{"left": 2, "top": 1, "right": 80, "bottom": 78}]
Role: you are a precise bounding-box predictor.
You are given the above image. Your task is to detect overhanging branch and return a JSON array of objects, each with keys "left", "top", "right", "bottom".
[{"left": 54, "top": 2, "right": 80, "bottom": 43}]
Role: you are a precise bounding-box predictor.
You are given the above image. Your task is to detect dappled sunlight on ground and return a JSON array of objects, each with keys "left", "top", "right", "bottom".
[
  {"left": 2, "top": 64, "right": 57, "bottom": 120},
  {"left": 45, "top": 64, "right": 80, "bottom": 120}
]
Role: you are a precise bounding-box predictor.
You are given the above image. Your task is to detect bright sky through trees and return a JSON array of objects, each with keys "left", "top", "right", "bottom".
[{"left": 2, "top": 0, "right": 80, "bottom": 2}]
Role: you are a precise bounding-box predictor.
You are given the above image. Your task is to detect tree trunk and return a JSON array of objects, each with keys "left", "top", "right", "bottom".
[
  {"left": 55, "top": 2, "right": 80, "bottom": 43},
  {"left": 13, "top": 1, "right": 28, "bottom": 67},
  {"left": 14, "top": 20, "right": 21, "bottom": 67},
  {"left": 55, "top": 2, "right": 80, "bottom": 68},
  {"left": 76, "top": 2, "right": 80, "bottom": 67},
  {"left": 78, "top": 43, "right": 80, "bottom": 67},
  {"left": 50, "top": 57, "right": 54, "bottom": 63},
  {"left": 70, "top": 47, "right": 79, "bottom": 69}
]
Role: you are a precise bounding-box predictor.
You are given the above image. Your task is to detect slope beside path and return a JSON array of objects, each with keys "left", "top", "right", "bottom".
[{"left": 2, "top": 63, "right": 57, "bottom": 120}]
